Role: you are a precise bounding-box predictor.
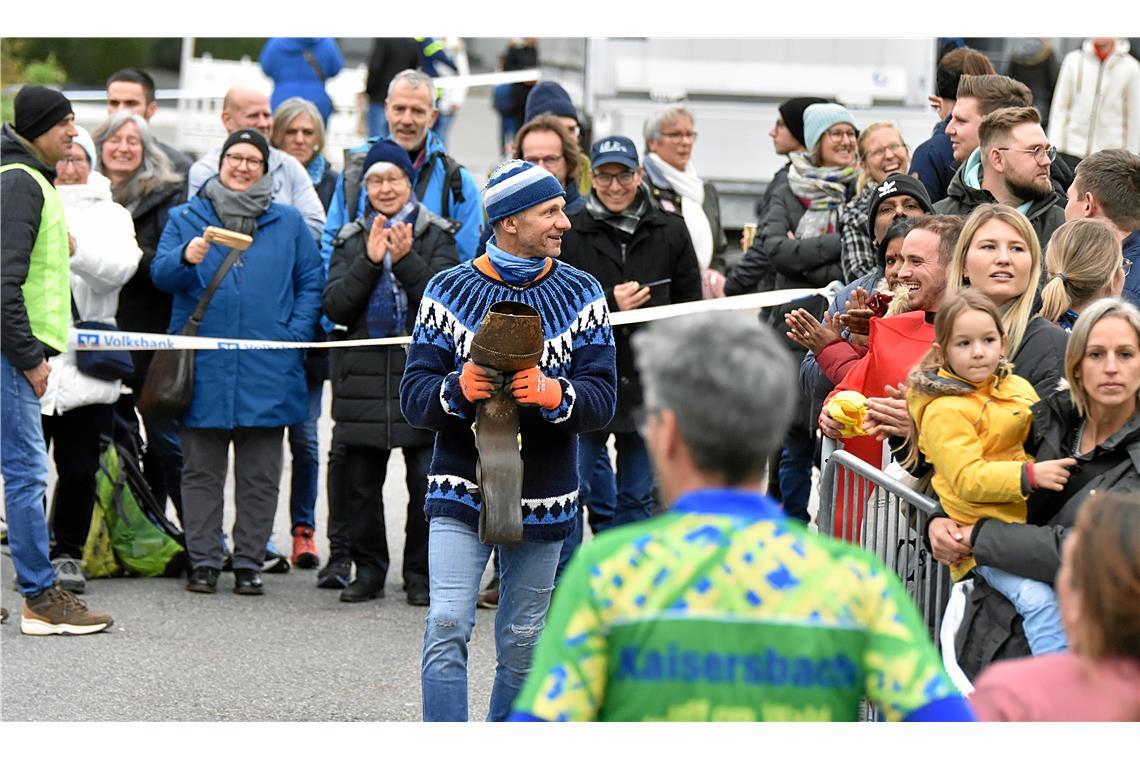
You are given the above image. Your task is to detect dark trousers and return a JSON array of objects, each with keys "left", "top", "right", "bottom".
[
  {"left": 335, "top": 443, "right": 431, "bottom": 587},
  {"left": 181, "top": 426, "right": 283, "bottom": 571},
  {"left": 115, "top": 394, "right": 183, "bottom": 522},
  {"left": 42, "top": 403, "right": 113, "bottom": 558},
  {"left": 778, "top": 424, "right": 814, "bottom": 524},
  {"left": 325, "top": 442, "right": 350, "bottom": 560}
]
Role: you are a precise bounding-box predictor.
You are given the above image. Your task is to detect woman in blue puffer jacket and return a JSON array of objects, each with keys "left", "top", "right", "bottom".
[
  {"left": 259, "top": 37, "right": 344, "bottom": 125},
  {"left": 151, "top": 129, "right": 324, "bottom": 596}
]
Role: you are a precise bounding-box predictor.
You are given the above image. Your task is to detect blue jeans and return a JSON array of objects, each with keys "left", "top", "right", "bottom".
[
  {"left": 287, "top": 378, "right": 322, "bottom": 531},
  {"left": 367, "top": 104, "right": 389, "bottom": 139},
  {"left": 422, "top": 516, "right": 561, "bottom": 722},
  {"left": 558, "top": 430, "right": 652, "bottom": 577},
  {"left": 1, "top": 353, "right": 54, "bottom": 596},
  {"left": 975, "top": 565, "right": 1068, "bottom": 655},
  {"left": 778, "top": 425, "right": 813, "bottom": 523}
]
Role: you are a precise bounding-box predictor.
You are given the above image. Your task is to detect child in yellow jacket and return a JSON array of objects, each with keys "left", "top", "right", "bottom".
[{"left": 906, "top": 291, "right": 1076, "bottom": 655}]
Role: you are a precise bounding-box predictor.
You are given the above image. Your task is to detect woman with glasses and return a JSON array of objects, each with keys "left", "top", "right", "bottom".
[
  {"left": 839, "top": 122, "right": 911, "bottom": 281},
  {"left": 1039, "top": 218, "right": 1127, "bottom": 332},
  {"left": 642, "top": 105, "right": 727, "bottom": 297},
  {"left": 39, "top": 126, "right": 142, "bottom": 594},
  {"left": 92, "top": 111, "right": 187, "bottom": 520},
  {"left": 321, "top": 139, "right": 458, "bottom": 606},
  {"left": 151, "top": 129, "right": 324, "bottom": 596},
  {"left": 758, "top": 102, "right": 861, "bottom": 525}
]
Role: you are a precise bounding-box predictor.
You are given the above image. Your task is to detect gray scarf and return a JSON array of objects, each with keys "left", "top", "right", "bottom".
[
  {"left": 202, "top": 174, "right": 273, "bottom": 236},
  {"left": 586, "top": 189, "right": 648, "bottom": 237}
]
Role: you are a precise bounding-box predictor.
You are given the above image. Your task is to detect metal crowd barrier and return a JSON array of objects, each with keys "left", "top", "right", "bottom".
[
  {"left": 818, "top": 449, "right": 951, "bottom": 643},
  {"left": 818, "top": 449, "right": 954, "bottom": 722}
]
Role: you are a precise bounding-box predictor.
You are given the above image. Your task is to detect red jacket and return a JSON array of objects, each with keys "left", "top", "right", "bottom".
[
  {"left": 825, "top": 310, "right": 935, "bottom": 406},
  {"left": 821, "top": 311, "right": 935, "bottom": 542},
  {"left": 816, "top": 340, "right": 868, "bottom": 387}
]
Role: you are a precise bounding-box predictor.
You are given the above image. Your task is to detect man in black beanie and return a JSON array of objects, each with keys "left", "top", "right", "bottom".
[{"left": 2, "top": 85, "right": 115, "bottom": 634}]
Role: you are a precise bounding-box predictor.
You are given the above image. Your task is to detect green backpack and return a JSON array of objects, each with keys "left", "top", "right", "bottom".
[{"left": 83, "top": 436, "right": 188, "bottom": 578}]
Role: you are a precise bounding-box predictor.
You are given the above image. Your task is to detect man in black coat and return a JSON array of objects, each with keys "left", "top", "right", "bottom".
[{"left": 557, "top": 135, "right": 702, "bottom": 575}]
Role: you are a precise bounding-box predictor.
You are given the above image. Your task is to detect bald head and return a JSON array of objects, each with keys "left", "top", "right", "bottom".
[{"left": 221, "top": 86, "right": 272, "bottom": 138}]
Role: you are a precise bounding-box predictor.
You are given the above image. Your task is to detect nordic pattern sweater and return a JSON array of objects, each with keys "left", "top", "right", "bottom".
[{"left": 399, "top": 258, "right": 617, "bottom": 542}]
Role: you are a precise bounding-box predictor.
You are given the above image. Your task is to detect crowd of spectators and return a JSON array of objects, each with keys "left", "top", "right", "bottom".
[{"left": 2, "top": 38, "right": 1139, "bottom": 723}]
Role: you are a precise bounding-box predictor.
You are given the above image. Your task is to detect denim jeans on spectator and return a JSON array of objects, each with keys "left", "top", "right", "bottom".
[
  {"left": 287, "top": 378, "right": 323, "bottom": 531},
  {"left": 141, "top": 409, "right": 183, "bottom": 520},
  {"left": 422, "top": 516, "right": 560, "bottom": 721},
  {"left": 557, "top": 430, "right": 652, "bottom": 577},
  {"left": 778, "top": 425, "right": 814, "bottom": 523},
  {"left": 367, "top": 104, "right": 389, "bottom": 139},
  {"left": 974, "top": 565, "right": 1067, "bottom": 655},
  {"left": 1, "top": 353, "right": 55, "bottom": 596}
]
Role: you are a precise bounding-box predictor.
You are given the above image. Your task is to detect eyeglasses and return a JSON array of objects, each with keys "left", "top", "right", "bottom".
[
  {"left": 997, "top": 144, "right": 1057, "bottom": 164},
  {"left": 592, "top": 170, "right": 637, "bottom": 188},
  {"left": 58, "top": 156, "right": 89, "bottom": 166},
  {"left": 660, "top": 131, "right": 698, "bottom": 142},
  {"left": 524, "top": 154, "right": 564, "bottom": 168},
  {"left": 825, "top": 127, "right": 858, "bottom": 142},
  {"left": 365, "top": 174, "right": 409, "bottom": 189},
  {"left": 1123, "top": 258, "right": 1134, "bottom": 277},
  {"left": 865, "top": 142, "right": 907, "bottom": 161},
  {"left": 223, "top": 153, "right": 265, "bottom": 170}
]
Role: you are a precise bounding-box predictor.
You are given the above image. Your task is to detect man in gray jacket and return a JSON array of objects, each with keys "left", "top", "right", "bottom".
[{"left": 188, "top": 86, "right": 325, "bottom": 242}]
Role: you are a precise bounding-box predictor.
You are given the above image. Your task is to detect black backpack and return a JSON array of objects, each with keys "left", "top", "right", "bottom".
[{"left": 343, "top": 144, "right": 466, "bottom": 225}]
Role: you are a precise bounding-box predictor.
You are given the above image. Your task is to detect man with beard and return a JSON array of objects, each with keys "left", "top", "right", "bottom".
[{"left": 934, "top": 106, "right": 1066, "bottom": 249}]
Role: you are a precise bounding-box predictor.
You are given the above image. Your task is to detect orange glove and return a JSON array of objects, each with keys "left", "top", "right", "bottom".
[
  {"left": 510, "top": 366, "right": 563, "bottom": 410},
  {"left": 459, "top": 362, "right": 504, "bottom": 403}
]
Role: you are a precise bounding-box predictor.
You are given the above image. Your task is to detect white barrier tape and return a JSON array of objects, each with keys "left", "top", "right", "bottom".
[{"left": 69, "top": 286, "right": 831, "bottom": 352}]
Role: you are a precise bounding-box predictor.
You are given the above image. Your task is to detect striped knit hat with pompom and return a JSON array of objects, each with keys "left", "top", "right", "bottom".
[{"left": 482, "top": 159, "right": 565, "bottom": 224}]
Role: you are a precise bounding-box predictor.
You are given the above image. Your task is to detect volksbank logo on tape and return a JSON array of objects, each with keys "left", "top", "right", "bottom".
[{"left": 77, "top": 331, "right": 175, "bottom": 350}]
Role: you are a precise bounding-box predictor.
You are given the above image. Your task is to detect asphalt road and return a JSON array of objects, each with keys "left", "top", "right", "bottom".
[{"left": 0, "top": 386, "right": 501, "bottom": 722}]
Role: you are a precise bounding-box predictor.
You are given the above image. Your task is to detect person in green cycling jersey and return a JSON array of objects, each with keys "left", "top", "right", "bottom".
[{"left": 510, "top": 310, "right": 974, "bottom": 722}]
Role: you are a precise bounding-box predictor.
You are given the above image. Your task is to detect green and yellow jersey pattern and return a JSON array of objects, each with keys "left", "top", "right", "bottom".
[{"left": 512, "top": 489, "right": 959, "bottom": 722}]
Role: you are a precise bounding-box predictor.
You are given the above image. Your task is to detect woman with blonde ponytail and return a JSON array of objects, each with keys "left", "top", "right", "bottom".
[{"left": 1039, "top": 219, "right": 1126, "bottom": 331}]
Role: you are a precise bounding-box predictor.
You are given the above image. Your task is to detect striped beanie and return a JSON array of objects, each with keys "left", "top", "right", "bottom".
[{"left": 482, "top": 159, "right": 565, "bottom": 224}]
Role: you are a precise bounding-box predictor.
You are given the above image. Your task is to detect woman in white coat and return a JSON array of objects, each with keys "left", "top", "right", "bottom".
[{"left": 41, "top": 126, "right": 141, "bottom": 594}]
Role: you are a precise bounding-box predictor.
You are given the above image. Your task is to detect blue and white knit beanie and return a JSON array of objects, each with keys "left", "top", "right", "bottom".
[
  {"left": 802, "top": 103, "right": 858, "bottom": 151},
  {"left": 482, "top": 159, "right": 565, "bottom": 224}
]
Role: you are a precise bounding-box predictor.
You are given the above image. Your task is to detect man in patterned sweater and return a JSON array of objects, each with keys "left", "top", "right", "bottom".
[
  {"left": 400, "top": 159, "right": 617, "bottom": 721},
  {"left": 509, "top": 311, "right": 974, "bottom": 722}
]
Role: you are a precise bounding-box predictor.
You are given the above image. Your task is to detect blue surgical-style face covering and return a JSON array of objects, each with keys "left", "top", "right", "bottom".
[{"left": 485, "top": 236, "right": 548, "bottom": 285}]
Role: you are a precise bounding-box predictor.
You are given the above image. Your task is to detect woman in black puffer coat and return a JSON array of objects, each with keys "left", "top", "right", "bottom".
[
  {"left": 321, "top": 139, "right": 459, "bottom": 605},
  {"left": 929, "top": 298, "right": 1140, "bottom": 679},
  {"left": 757, "top": 103, "right": 861, "bottom": 523}
]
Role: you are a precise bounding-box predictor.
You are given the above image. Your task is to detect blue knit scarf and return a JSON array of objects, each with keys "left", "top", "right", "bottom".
[
  {"left": 486, "top": 237, "right": 548, "bottom": 285},
  {"left": 363, "top": 200, "right": 418, "bottom": 337}
]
